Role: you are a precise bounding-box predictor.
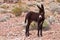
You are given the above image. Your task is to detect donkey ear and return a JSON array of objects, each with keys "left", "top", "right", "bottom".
[
  {"left": 41, "top": 4, "right": 45, "bottom": 14},
  {"left": 41, "top": 4, "right": 44, "bottom": 9},
  {"left": 37, "top": 5, "right": 41, "bottom": 10}
]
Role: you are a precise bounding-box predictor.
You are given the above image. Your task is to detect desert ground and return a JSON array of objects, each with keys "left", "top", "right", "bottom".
[{"left": 0, "top": 0, "right": 60, "bottom": 40}]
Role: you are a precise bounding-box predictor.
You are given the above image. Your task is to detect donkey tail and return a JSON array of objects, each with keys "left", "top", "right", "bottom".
[{"left": 25, "top": 15, "right": 27, "bottom": 23}]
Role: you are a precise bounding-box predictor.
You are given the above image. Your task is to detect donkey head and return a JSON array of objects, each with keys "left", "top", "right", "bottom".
[
  {"left": 37, "top": 4, "right": 45, "bottom": 18},
  {"left": 37, "top": 4, "right": 44, "bottom": 14},
  {"left": 37, "top": 4, "right": 45, "bottom": 14}
]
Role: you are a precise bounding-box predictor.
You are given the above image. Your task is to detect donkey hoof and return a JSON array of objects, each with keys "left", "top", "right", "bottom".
[
  {"left": 41, "top": 34, "right": 43, "bottom": 37},
  {"left": 26, "top": 35, "right": 29, "bottom": 37},
  {"left": 25, "top": 34, "right": 29, "bottom": 37},
  {"left": 37, "top": 34, "right": 40, "bottom": 37},
  {"left": 25, "top": 33, "right": 29, "bottom": 37}
]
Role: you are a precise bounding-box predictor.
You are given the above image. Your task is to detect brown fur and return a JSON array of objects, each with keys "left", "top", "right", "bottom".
[{"left": 25, "top": 4, "right": 45, "bottom": 37}]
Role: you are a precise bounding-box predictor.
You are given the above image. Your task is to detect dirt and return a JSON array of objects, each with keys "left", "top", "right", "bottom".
[{"left": 0, "top": 13, "right": 60, "bottom": 40}]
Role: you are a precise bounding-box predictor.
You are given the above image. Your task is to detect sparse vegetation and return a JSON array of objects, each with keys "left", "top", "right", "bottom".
[
  {"left": 12, "top": 7, "right": 22, "bottom": 16},
  {"left": 0, "top": 0, "right": 60, "bottom": 40},
  {"left": 17, "top": 0, "right": 22, "bottom": 7},
  {"left": 0, "top": 5, "right": 9, "bottom": 9},
  {"left": 43, "top": 20, "right": 49, "bottom": 28},
  {"left": 30, "top": 20, "right": 49, "bottom": 30},
  {"left": 21, "top": 5, "right": 29, "bottom": 12},
  {"left": 12, "top": 5, "right": 29, "bottom": 16},
  {"left": 17, "top": 0, "right": 29, "bottom": 12},
  {"left": 30, "top": 21, "right": 37, "bottom": 30},
  {"left": 57, "top": 0, "right": 60, "bottom": 3},
  {"left": 1, "top": 10, "right": 7, "bottom": 13},
  {"left": 12, "top": 0, "right": 29, "bottom": 16}
]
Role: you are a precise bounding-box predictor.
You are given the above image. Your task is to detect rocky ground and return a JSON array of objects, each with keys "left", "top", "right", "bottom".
[
  {"left": 0, "top": 13, "right": 60, "bottom": 40},
  {"left": 0, "top": 0, "right": 60, "bottom": 40}
]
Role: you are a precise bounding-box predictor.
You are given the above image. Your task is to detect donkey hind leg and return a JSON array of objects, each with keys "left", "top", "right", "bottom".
[{"left": 25, "top": 22, "right": 31, "bottom": 37}]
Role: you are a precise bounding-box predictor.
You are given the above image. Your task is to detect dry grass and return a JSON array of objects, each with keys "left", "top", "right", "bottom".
[
  {"left": 12, "top": 7, "right": 22, "bottom": 17},
  {"left": 57, "top": 0, "right": 60, "bottom": 3}
]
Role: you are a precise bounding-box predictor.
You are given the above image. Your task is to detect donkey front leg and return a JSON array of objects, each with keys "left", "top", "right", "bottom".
[
  {"left": 37, "top": 23, "right": 40, "bottom": 37},
  {"left": 40, "top": 24, "right": 42, "bottom": 37},
  {"left": 37, "top": 22, "right": 43, "bottom": 37},
  {"left": 40, "top": 21, "right": 44, "bottom": 37}
]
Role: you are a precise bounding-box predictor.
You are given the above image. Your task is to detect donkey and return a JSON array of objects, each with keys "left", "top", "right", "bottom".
[{"left": 25, "top": 4, "right": 45, "bottom": 37}]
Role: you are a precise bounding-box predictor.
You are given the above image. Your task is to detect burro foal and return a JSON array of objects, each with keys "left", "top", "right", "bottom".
[{"left": 25, "top": 4, "right": 45, "bottom": 37}]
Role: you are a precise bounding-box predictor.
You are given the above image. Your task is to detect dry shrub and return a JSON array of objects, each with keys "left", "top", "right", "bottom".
[
  {"left": 12, "top": 7, "right": 22, "bottom": 17},
  {"left": 12, "top": 5, "right": 29, "bottom": 17},
  {"left": 17, "top": 0, "right": 29, "bottom": 12},
  {"left": 57, "top": 0, "right": 60, "bottom": 3},
  {"left": 0, "top": 5, "right": 9, "bottom": 9},
  {"left": 30, "top": 21, "right": 49, "bottom": 30},
  {"left": 12, "top": 0, "right": 29, "bottom": 17}
]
